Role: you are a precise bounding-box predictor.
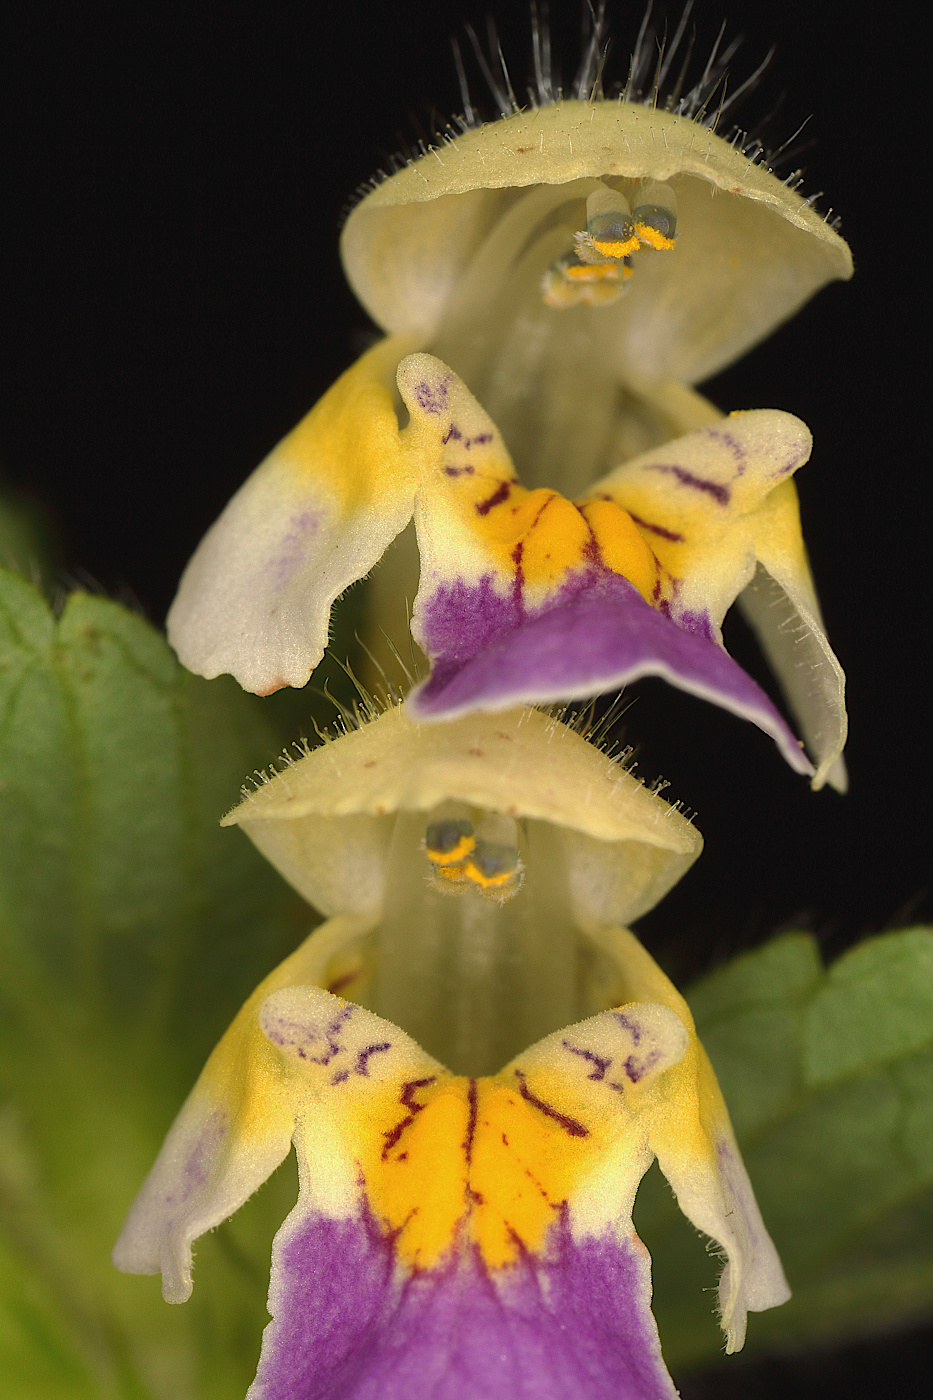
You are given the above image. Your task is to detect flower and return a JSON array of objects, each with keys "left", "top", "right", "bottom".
[
  {"left": 113, "top": 707, "right": 789, "bottom": 1398},
  {"left": 166, "top": 97, "right": 849, "bottom": 789}
]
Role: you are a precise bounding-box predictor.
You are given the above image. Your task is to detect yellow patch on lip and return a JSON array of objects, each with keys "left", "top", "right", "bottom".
[
  {"left": 470, "top": 486, "right": 660, "bottom": 603},
  {"left": 353, "top": 1072, "right": 609, "bottom": 1271},
  {"left": 576, "top": 499, "right": 661, "bottom": 604}
]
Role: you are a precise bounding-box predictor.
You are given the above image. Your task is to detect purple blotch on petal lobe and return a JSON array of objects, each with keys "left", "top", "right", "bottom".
[
  {"left": 264, "top": 1006, "right": 355, "bottom": 1066},
  {"left": 410, "top": 572, "right": 812, "bottom": 777},
  {"left": 250, "top": 1207, "right": 678, "bottom": 1400},
  {"left": 667, "top": 608, "right": 717, "bottom": 642},
  {"left": 162, "top": 1110, "right": 228, "bottom": 1209},
  {"left": 268, "top": 511, "right": 324, "bottom": 591}
]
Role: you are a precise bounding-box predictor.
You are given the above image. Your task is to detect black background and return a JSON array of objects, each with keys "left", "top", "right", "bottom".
[{"left": 2, "top": 3, "right": 928, "bottom": 1394}]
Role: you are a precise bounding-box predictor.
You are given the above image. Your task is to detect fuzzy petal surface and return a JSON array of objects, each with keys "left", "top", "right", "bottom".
[{"left": 167, "top": 335, "right": 418, "bottom": 694}]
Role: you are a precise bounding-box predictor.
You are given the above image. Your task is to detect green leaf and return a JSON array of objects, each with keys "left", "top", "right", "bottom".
[
  {"left": 0, "top": 569, "right": 309, "bottom": 1399},
  {"left": 634, "top": 928, "right": 933, "bottom": 1377}
]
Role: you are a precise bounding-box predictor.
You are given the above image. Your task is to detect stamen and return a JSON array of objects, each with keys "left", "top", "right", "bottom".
[
  {"left": 464, "top": 841, "right": 523, "bottom": 899},
  {"left": 425, "top": 818, "right": 475, "bottom": 866},
  {"left": 424, "top": 810, "right": 524, "bottom": 902},
  {"left": 584, "top": 185, "right": 639, "bottom": 259},
  {"left": 430, "top": 860, "right": 470, "bottom": 894},
  {"left": 542, "top": 252, "right": 629, "bottom": 309},
  {"left": 376, "top": 810, "right": 577, "bottom": 1073},
  {"left": 465, "top": 814, "right": 524, "bottom": 901},
  {"left": 631, "top": 180, "right": 678, "bottom": 249},
  {"left": 541, "top": 177, "right": 676, "bottom": 310}
]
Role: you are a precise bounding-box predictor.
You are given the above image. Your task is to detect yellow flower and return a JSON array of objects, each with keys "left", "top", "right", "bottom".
[
  {"left": 166, "top": 94, "right": 849, "bottom": 788},
  {"left": 114, "top": 707, "right": 788, "bottom": 1397}
]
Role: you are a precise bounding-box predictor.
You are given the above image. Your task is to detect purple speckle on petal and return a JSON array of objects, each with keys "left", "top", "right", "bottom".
[
  {"left": 704, "top": 427, "right": 747, "bottom": 472},
  {"left": 414, "top": 379, "right": 450, "bottom": 414},
  {"left": 622, "top": 1050, "right": 662, "bottom": 1084},
  {"left": 354, "top": 1043, "right": 392, "bottom": 1077},
  {"left": 614, "top": 1012, "right": 642, "bottom": 1046}
]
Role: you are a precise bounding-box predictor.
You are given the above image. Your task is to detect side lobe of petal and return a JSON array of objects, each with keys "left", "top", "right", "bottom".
[
  {"left": 579, "top": 926, "right": 791, "bottom": 1352},
  {"left": 112, "top": 915, "right": 376, "bottom": 1301},
  {"left": 738, "top": 484, "right": 847, "bottom": 791},
  {"left": 588, "top": 410, "right": 813, "bottom": 630},
  {"left": 650, "top": 1044, "right": 792, "bottom": 1352},
  {"left": 408, "top": 570, "right": 813, "bottom": 778},
  {"left": 167, "top": 334, "right": 418, "bottom": 694},
  {"left": 591, "top": 414, "right": 847, "bottom": 786}
]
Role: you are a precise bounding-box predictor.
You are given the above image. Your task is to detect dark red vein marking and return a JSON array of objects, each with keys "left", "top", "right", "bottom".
[
  {"left": 572, "top": 501, "right": 602, "bottom": 563},
  {"left": 463, "top": 1079, "right": 479, "bottom": 1165},
  {"left": 628, "top": 510, "right": 685, "bottom": 543},
  {"left": 381, "top": 1076, "right": 437, "bottom": 1160},
  {"left": 476, "top": 481, "right": 512, "bottom": 515},
  {"left": 510, "top": 540, "right": 525, "bottom": 612},
  {"left": 513, "top": 1071, "right": 589, "bottom": 1137}
]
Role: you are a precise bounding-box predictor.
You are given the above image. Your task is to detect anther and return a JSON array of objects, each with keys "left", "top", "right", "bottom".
[
  {"left": 583, "top": 186, "right": 640, "bottom": 260},
  {"left": 424, "top": 818, "right": 475, "bottom": 866},
  {"left": 465, "top": 841, "right": 522, "bottom": 889},
  {"left": 542, "top": 252, "right": 629, "bottom": 309},
  {"left": 631, "top": 181, "right": 677, "bottom": 250}
]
